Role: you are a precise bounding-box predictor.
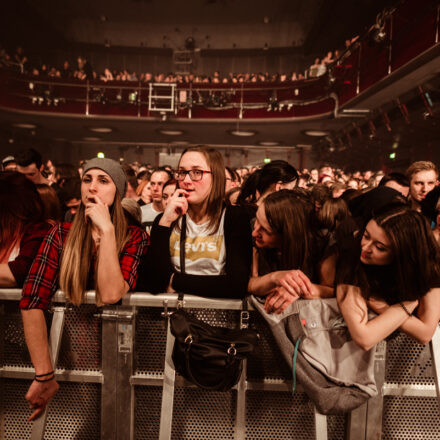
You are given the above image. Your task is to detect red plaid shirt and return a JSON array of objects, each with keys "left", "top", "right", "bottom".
[{"left": 20, "top": 223, "right": 149, "bottom": 310}]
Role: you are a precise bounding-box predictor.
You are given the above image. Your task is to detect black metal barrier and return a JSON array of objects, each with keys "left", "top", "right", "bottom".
[{"left": 1, "top": 289, "right": 439, "bottom": 440}]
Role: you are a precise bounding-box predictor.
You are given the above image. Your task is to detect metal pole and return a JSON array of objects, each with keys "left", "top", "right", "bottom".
[
  {"left": 30, "top": 306, "right": 66, "bottom": 440},
  {"left": 158, "top": 321, "right": 177, "bottom": 440},
  {"left": 429, "top": 326, "right": 440, "bottom": 412}
]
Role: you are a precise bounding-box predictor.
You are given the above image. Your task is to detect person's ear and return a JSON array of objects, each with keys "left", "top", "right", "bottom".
[{"left": 275, "top": 182, "right": 282, "bottom": 192}]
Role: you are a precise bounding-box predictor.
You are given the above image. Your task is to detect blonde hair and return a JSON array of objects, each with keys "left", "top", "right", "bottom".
[
  {"left": 406, "top": 161, "right": 438, "bottom": 180},
  {"left": 59, "top": 192, "right": 129, "bottom": 306}
]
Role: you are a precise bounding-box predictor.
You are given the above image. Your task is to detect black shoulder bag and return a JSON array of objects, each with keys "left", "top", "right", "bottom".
[{"left": 169, "top": 214, "right": 259, "bottom": 391}]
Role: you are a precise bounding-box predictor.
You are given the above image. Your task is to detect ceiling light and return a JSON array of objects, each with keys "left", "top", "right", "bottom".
[
  {"left": 82, "top": 137, "right": 101, "bottom": 141},
  {"left": 229, "top": 130, "right": 256, "bottom": 137},
  {"left": 158, "top": 129, "right": 184, "bottom": 136},
  {"left": 89, "top": 127, "right": 113, "bottom": 133},
  {"left": 259, "top": 141, "right": 280, "bottom": 146},
  {"left": 303, "top": 130, "right": 330, "bottom": 137},
  {"left": 13, "top": 123, "right": 36, "bottom": 129}
]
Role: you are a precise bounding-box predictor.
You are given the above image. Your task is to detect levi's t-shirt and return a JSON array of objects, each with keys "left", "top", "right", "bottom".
[{"left": 170, "top": 211, "right": 226, "bottom": 275}]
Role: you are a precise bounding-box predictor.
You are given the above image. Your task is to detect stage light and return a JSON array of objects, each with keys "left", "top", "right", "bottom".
[{"left": 97, "top": 152, "right": 105, "bottom": 158}]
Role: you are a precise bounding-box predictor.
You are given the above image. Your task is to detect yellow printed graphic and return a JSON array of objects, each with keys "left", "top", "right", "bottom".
[{"left": 170, "top": 232, "right": 223, "bottom": 261}]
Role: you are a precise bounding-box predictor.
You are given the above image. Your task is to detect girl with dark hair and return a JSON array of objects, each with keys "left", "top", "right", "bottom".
[
  {"left": 0, "top": 173, "right": 52, "bottom": 287},
  {"left": 248, "top": 190, "right": 335, "bottom": 313},
  {"left": 141, "top": 146, "right": 252, "bottom": 298},
  {"left": 19, "top": 158, "right": 149, "bottom": 420},
  {"left": 337, "top": 207, "right": 440, "bottom": 349},
  {"left": 237, "top": 160, "right": 298, "bottom": 207},
  {"left": 35, "top": 184, "right": 62, "bottom": 225}
]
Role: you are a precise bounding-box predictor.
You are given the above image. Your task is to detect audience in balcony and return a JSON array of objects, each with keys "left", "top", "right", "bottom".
[{"left": 0, "top": 32, "right": 360, "bottom": 85}]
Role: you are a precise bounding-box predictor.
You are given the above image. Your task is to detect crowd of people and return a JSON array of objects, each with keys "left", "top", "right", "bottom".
[
  {"left": 0, "top": 35, "right": 359, "bottom": 85},
  {"left": 1, "top": 146, "right": 439, "bottom": 420}
]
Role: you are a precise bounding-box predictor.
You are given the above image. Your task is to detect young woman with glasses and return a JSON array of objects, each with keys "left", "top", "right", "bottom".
[{"left": 140, "top": 146, "right": 253, "bottom": 298}]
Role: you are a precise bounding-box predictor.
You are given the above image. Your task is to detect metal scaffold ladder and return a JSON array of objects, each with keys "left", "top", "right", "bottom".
[{"left": 148, "top": 83, "right": 176, "bottom": 112}]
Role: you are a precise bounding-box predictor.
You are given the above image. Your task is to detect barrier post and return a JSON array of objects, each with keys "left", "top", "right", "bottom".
[
  {"left": 158, "top": 320, "right": 177, "bottom": 440},
  {"left": 100, "top": 307, "right": 135, "bottom": 440},
  {"left": 30, "top": 306, "right": 66, "bottom": 440},
  {"left": 365, "top": 340, "right": 387, "bottom": 439},
  {"left": 430, "top": 326, "right": 440, "bottom": 412}
]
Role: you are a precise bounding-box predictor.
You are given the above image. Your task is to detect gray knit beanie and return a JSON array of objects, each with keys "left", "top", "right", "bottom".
[{"left": 82, "top": 158, "right": 127, "bottom": 197}]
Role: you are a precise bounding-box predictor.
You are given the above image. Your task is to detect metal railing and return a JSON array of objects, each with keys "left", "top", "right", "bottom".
[{"left": 1, "top": 289, "right": 439, "bottom": 440}]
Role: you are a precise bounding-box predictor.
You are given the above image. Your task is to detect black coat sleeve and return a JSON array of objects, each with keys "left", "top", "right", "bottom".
[
  {"left": 172, "top": 206, "right": 253, "bottom": 298},
  {"left": 137, "top": 213, "right": 174, "bottom": 293}
]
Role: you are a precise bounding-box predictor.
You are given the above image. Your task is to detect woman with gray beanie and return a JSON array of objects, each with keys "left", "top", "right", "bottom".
[{"left": 20, "top": 157, "right": 149, "bottom": 421}]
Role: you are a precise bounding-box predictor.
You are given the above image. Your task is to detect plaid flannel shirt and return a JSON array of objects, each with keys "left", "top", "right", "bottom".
[
  {"left": 20, "top": 223, "right": 149, "bottom": 310},
  {"left": 8, "top": 222, "right": 52, "bottom": 286}
]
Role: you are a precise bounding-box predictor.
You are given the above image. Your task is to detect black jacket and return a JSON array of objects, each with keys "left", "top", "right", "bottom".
[{"left": 138, "top": 205, "right": 253, "bottom": 298}]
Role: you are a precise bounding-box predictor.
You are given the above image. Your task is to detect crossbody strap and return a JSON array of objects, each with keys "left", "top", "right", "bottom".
[
  {"left": 177, "top": 215, "right": 187, "bottom": 307},
  {"left": 179, "top": 214, "right": 187, "bottom": 274}
]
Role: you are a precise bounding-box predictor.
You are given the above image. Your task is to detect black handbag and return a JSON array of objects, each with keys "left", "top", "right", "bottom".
[{"left": 169, "top": 214, "right": 259, "bottom": 391}]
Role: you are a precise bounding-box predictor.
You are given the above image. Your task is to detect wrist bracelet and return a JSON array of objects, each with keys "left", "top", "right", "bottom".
[
  {"left": 399, "top": 302, "right": 412, "bottom": 317},
  {"left": 35, "top": 375, "right": 55, "bottom": 383},
  {"left": 35, "top": 370, "right": 54, "bottom": 378}
]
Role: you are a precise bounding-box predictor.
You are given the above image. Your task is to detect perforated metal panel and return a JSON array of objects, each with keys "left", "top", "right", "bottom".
[
  {"left": 134, "top": 386, "right": 163, "bottom": 440},
  {"left": 57, "top": 305, "right": 101, "bottom": 372},
  {"left": 247, "top": 312, "right": 291, "bottom": 381},
  {"left": 2, "top": 302, "right": 33, "bottom": 367},
  {"left": 44, "top": 382, "right": 100, "bottom": 440},
  {"left": 327, "top": 414, "right": 346, "bottom": 440},
  {"left": 1, "top": 379, "right": 33, "bottom": 439},
  {"left": 172, "top": 388, "right": 236, "bottom": 439},
  {"left": 386, "top": 332, "right": 435, "bottom": 385},
  {"left": 245, "top": 390, "right": 315, "bottom": 439},
  {"left": 0, "top": 379, "right": 101, "bottom": 440},
  {"left": 135, "top": 308, "right": 167, "bottom": 374},
  {"left": 382, "top": 396, "right": 440, "bottom": 439}
]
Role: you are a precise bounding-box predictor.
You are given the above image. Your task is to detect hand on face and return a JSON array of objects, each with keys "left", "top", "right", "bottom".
[
  {"left": 160, "top": 189, "right": 189, "bottom": 226},
  {"left": 84, "top": 195, "right": 113, "bottom": 233}
]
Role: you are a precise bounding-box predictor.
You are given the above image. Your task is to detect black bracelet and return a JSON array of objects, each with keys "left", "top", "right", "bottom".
[
  {"left": 399, "top": 302, "right": 412, "bottom": 317},
  {"left": 35, "top": 370, "right": 54, "bottom": 378},
  {"left": 35, "top": 375, "right": 55, "bottom": 383}
]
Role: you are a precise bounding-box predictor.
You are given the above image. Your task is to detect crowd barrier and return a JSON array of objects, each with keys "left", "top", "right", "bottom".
[{"left": 0, "top": 289, "right": 439, "bottom": 440}]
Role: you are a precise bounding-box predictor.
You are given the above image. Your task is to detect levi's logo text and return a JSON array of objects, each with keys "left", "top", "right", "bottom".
[{"left": 170, "top": 233, "right": 223, "bottom": 261}]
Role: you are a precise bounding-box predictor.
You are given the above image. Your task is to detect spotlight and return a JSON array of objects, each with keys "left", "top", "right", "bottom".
[
  {"left": 185, "top": 36, "right": 195, "bottom": 50},
  {"left": 371, "top": 25, "right": 386, "bottom": 43},
  {"left": 128, "top": 91, "right": 138, "bottom": 104}
]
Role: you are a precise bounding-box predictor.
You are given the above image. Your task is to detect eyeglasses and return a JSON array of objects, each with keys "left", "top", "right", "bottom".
[{"left": 174, "top": 169, "right": 212, "bottom": 181}]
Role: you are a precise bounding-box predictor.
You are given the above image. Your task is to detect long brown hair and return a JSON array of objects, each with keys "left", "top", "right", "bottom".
[
  {"left": 337, "top": 207, "right": 440, "bottom": 302},
  {"left": 262, "top": 190, "right": 315, "bottom": 276},
  {"left": 179, "top": 146, "right": 225, "bottom": 233},
  {"left": 0, "top": 173, "right": 43, "bottom": 261},
  {"left": 59, "top": 191, "right": 129, "bottom": 306}
]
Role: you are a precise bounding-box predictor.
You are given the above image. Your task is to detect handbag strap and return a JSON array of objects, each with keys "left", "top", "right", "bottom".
[{"left": 179, "top": 214, "right": 187, "bottom": 274}]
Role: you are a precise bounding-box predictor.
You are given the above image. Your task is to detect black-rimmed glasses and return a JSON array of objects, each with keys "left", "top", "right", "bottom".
[{"left": 174, "top": 169, "right": 212, "bottom": 181}]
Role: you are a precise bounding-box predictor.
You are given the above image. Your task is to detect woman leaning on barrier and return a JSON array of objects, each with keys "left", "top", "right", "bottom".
[
  {"left": 19, "top": 158, "right": 149, "bottom": 421},
  {"left": 138, "top": 146, "right": 253, "bottom": 298},
  {"left": 336, "top": 207, "right": 440, "bottom": 350},
  {"left": 248, "top": 190, "right": 336, "bottom": 313}
]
